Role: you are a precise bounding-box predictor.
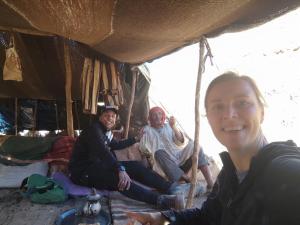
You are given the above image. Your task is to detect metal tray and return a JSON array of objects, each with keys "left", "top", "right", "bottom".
[{"left": 55, "top": 208, "right": 111, "bottom": 225}]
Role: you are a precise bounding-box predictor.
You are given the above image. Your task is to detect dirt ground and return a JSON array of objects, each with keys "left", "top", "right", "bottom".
[
  {"left": 0, "top": 189, "right": 111, "bottom": 225},
  {"left": 0, "top": 188, "right": 210, "bottom": 225}
]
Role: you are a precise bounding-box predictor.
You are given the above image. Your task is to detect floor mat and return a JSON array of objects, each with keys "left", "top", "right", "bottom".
[{"left": 109, "top": 192, "right": 159, "bottom": 225}]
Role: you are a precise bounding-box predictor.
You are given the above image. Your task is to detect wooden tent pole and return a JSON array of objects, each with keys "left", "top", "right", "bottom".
[
  {"left": 186, "top": 37, "right": 205, "bottom": 208},
  {"left": 54, "top": 101, "right": 60, "bottom": 131},
  {"left": 14, "top": 97, "right": 18, "bottom": 135},
  {"left": 74, "top": 100, "right": 80, "bottom": 131},
  {"left": 32, "top": 100, "right": 37, "bottom": 135},
  {"left": 124, "top": 69, "right": 137, "bottom": 138},
  {"left": 63, "top": 39, "right": 74, "bottom": 137}
]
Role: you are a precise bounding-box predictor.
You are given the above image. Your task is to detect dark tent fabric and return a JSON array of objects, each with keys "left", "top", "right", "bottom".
[
  {"left": 0, "top": 34, "right": 85, "bottom": 99},
  {"left": 0, "top": 0, "right": 299, "bottom": 64},
  {"left": 118, "top": 64, "right": 150, "bottom": 137},
  {"left": 0, "top": 1, "right": 299, "bottom": 101},
  {"left": 0, "top": 0, "right": 299, "bottom": 134}
]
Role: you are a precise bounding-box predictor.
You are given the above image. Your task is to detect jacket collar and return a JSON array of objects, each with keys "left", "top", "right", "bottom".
[{"left": 219, "top": 140, "right": 299, "bottom": 205}]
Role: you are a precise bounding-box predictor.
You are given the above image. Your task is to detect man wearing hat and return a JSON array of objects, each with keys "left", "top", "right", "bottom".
[{"left": 69, "top": 105, "right": 185, "bottom": 209}]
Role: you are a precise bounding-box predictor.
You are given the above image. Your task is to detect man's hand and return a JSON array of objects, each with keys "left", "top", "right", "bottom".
[
  {"left": 118, "top": 171, "right": 131, "bottom": 191},
  {"left": 169, "top": 116, "right": 176, "bottom": 129},
  {"left": 169, "top": 116, "right": 184, "bottom": 143},
  {"left": 126, "top": 211, "right": 167, "bottom": 225}
]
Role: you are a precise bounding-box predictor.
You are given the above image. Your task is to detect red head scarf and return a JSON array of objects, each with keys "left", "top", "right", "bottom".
[{"left": 148, "top": 106, "right": 166, "bottom": 128}]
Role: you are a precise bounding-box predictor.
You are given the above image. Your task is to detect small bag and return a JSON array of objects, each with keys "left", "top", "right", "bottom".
[
  {"left": 3, "top": 34, "right": 23, "bottom": 81},
  {"left": 20, "top": 174, "right": 67, "bottom": 204}
]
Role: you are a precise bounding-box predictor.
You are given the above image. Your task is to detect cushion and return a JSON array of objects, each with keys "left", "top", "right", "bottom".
[
  {"left": 114, "top": 143, "right": 149, "bottom": 167},
  {"left": 52, "top": 172, "right": 109, "bottom": 197},
  {"left": 0, "top": 161, "right": 48, "bottom": 188}
]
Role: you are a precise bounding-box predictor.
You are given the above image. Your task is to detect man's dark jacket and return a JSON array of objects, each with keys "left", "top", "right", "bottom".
[
  {"left": 69, "top": 121, "right": 136, "bottom": 180},
  {"left": 167, "top": 141, "right": 300, "bottom": 225}
]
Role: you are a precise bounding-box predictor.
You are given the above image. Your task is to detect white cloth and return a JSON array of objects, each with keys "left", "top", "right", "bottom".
[
  {"left": 105, "top": 130, "right": 113, "bottom": 141},
  {"left": 0, "top": 161, "right": 48, "bottom": 188},
  {"left": 139, "top": 123, "right": 194, "bottom": 177}
]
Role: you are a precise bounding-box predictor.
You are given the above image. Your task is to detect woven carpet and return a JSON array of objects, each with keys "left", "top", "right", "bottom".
[
  {"left": 109, "top": 182, "right": 208, "bottom": 225},
  {"left": 109, "top": 191, "right": 159, "bottom": 225}
]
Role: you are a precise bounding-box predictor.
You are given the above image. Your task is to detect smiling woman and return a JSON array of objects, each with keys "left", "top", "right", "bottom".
[{"left": 127, "top": 72, "right": 300, "bottom": 225}]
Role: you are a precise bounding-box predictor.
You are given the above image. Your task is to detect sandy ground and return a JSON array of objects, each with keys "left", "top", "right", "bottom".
[{"left": 0, "top": 189, "right": 110, "bottom": 225}]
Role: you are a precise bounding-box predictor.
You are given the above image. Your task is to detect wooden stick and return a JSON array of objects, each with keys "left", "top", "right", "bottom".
[
  {"left": 54, "top": 100, "right": 60, "bottom": 130},
  {"left": 186, "top": 37, "right": 205, "bottom": 208},
  {"left": 32, "top": 100, "right": 38, "bottom": 135},
  {"left": 124, "top": 69, "right": 137, "bottom": 138},
  {"left": 91, "top": 59, "right": 101, "bottom": 115},
  {"left": 74, "top": 100, "right": 80, "bottom": 131},
  {"left": 63, "top": 39, "right": 74, "bottom": 137},
  {"left": 14, "top": 97, "right": 18, "bottom": 136}
]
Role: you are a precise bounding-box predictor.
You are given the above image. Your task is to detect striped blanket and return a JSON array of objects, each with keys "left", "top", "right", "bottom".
[
  {"left": 109, "top": 182, "right": 209, "bottom": 225},
  {"left": 109, "top": 191, "right": 160, "bottom": 225}
]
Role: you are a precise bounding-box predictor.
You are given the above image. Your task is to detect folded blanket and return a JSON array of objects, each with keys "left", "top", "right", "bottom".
[
  {"left": 43, "top": 136, "right": 75, "bottom": 165},
  {"left": 0, "top": 135, "right": 58, "bottom": 162},
  {"left": 52, "top": 172, "right": 109, "bottom": 197}
]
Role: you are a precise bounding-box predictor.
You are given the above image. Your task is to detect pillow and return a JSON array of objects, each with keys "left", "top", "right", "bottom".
[
  {"left": 0, "top": 161, "right": 48, "bottom": 188},
  {"left": 52, "top": 172, "right": 109, "bottom": 197},
  {"left": 114, "top": 143, "right": 149, "bottom": 168}
]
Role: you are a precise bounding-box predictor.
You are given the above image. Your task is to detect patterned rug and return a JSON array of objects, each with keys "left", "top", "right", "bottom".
[
  {"left": 109, "top": 191, "right": 159, "bottom": 225},
  {"left": 109, "top": 182, "right": 209, "bottom": 225}
]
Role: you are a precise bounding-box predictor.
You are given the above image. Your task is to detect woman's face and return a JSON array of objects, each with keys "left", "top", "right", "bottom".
[
  {"left": 99, "top": 110, "right": 117, "bottom": 130},
  {"left": 206, "top": 79, "right": 264, "bottom": 152}
]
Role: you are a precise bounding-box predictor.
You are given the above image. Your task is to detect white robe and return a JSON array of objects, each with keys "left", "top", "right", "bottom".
[{"left": 139, "top": 123, "right": 194, "bottom": 177}]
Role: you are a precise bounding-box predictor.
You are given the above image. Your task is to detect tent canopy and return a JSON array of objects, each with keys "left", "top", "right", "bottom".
[{"left": 1, "top": 0, "right": 299, "bottom": 64}]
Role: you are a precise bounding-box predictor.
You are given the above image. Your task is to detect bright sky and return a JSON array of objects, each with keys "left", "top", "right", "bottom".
[{"left": 146, "top": 8, "right": 300, "bottom": 160}]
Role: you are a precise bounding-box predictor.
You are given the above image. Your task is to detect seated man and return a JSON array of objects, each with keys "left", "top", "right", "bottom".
[
  {"left": 139, "top": 106, "right": 214, "bottom": 189},
  {"left": 68, "top": 105, "right": 184, "bottom": 210}
]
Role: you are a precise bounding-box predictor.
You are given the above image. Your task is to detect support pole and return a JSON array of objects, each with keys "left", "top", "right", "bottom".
[
  {"left": 63, "top": 39, "right": 74, "bottom": 137},
  {"left": 14, "top": 97, "right": 18, "bottom": 135},
  {"left": 186, "top": 37, "right": 205, "bottom": 208},
  {"left": 74, "top": 100, "right": 80, "bottom": 131},
  {"left": 32, "top": 100, "right": 37, "bottom": 135},
  {"left": 54, "top": 101, "right": 60, "bottom": 131},
  {"left": 124, "top": 69, "right": 137, "bottom": 138}
]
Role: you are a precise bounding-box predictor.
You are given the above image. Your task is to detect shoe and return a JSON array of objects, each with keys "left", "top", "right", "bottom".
[
  {"left": 169, "top": 183, "right": 205, "bottom": 198},
  {"left": 157, "top": 194, "right": 185, "bottom": 210}
]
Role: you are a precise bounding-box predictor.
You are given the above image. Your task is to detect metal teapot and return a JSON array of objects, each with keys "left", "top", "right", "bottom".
[{"left": 82, "top": 188, "right": 102, "bottom": 216}]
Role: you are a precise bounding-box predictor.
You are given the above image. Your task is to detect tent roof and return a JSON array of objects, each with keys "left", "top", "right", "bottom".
[{"left": 1, "top": 0, "right": 299, "bottom": 64}]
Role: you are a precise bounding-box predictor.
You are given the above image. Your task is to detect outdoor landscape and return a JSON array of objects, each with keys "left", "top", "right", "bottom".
[{"left": 147, "top": 8, "right": 300, "bottom": 162}]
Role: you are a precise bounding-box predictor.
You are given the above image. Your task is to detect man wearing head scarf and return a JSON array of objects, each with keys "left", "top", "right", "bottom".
[{"left": 139, "top": 106, "right": 214, "bottom": 190}]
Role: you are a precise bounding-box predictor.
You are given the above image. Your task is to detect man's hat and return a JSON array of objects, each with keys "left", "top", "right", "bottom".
[{"left": 99, "top": 105, "right": 119, "bottom": 115}]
